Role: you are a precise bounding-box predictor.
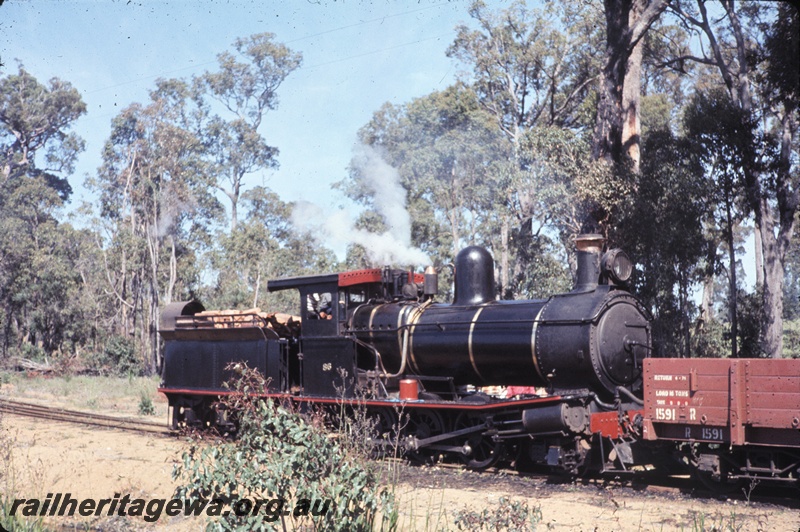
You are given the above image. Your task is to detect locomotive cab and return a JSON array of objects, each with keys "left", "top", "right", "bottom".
[{"left": 266, "top": 268, "right": 426, "bottom": 398}]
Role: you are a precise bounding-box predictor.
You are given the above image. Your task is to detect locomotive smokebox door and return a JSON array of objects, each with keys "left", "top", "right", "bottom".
[{"left": 595, "top": 299, "right": 650, "bottom": 386}]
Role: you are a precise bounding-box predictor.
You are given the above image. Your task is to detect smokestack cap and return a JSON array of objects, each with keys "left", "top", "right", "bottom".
[{"left": 575, "top": 234, "right": 605, "bottom": 253}]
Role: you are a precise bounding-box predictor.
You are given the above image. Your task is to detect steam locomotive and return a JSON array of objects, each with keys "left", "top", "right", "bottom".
[{"left": 159, "top": 235, "right": 800, "bottom": 487}]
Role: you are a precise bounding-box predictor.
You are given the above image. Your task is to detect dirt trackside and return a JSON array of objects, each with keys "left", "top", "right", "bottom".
[{"left": 2, "top": 408, "right": 799, "bottom": 531}]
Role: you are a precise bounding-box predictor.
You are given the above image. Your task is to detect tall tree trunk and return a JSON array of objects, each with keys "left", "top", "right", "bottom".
[
  {"left": 760, "top": 107, "right": 799, "bottom": 357},
  {"left": 725, "top": 195, "right": 738, "bottom": 358},
  {"left": 146, "top": 193, "right": 161, "bottom": 373},
  {"left": 698, "top": 237, "right": 716, "bottom": 333},
  {"left": 754, "top": 222, "right": 764, "bottom": 288},
  {"left": 166, "top": 235, "right": 176, "bottom": 305},
  {"left": 758, "top": 200, "right": 784, "bottom": 357},
  {"left": 593, "top": 0, "right": 667, "bottom": 168},
  {"left": 500, "top": 215, "right": 510, "bottom": 297},
  {"left": 253, "top": 270, "right": 261, "bottom": 309},
  {"left": 620, "top": 1, "right": 645, "bottom": 173},
  {"left": 679, "top": 271, "right": 691, "bottom": 358}
]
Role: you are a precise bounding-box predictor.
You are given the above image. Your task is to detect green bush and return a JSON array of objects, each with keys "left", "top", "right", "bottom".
[
  {"left": 172, "top": 366, "right": 398, "bottom": 531},
  {"left": 0, "top": 497, "right": 48, "bottom": 532},
  {"left": 89, "top": 335, "right": 142, "bottom": 376},
  {"left": 453, "top": 496, "right": 542, "bottom": 531},
  {"left": 16, "top": 342, "right": 47, "bottom": 363},
  {"left": 784, "top": 319, "right": 800, "bottom": 359},
  {"left": 138, "top": 391, "right": 156, "bottom": 416},
  {"left": 0, "top": 413, "right": 47, "bottom": 532}
]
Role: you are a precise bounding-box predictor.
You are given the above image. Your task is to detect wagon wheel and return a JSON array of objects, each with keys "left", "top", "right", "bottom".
[
  {"left": 454, "top": 411, "right": 504, "bottom": 471},
  {"left": 404, "top": 409, "right": 446, "bottom": 465},
  {"left": 178, "top": 398, "right": 214, "bottom": 430},
  {"left": 692, "top": 464, "right": 744, "bottom": 496},
  {"left": 202, "top": 401, "right": 221, "bottom": 430}
]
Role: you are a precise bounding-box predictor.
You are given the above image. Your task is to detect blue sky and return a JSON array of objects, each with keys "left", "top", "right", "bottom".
[
  {"left": 2, "top": 0, "right": 490, "bottom": 214},
  {"left": 0, "top": 0, "right": 759, "bottom": 283}
]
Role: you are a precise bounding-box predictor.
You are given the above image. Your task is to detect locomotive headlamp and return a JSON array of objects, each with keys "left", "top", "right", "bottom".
[{"left": 602, "top": 249, "right": 633, "bottom": 284}]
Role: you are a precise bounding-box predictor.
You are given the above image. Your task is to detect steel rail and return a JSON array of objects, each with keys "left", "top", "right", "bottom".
[{"left": 0, "top": 398, "right": 172, "bottom": 436}]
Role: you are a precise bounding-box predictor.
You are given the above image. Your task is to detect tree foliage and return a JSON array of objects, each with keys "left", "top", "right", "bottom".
[
  {"left": 0, "top": 66, "right": 89, "bottom": 361},
  {"left": 90, "top": 78, "right": 216, "bottom": 372},
  {"left": 667, "top": 0, "right": 799, "bottom": 357},
  {"left": 196, "top": 33, "right": 302, "bottom": 232},
  {"left": 0, "top": 65, "right": 86, "bottom": 197},
  {"left": 613, "top": 127, "right": 706, "bottom": 358}
]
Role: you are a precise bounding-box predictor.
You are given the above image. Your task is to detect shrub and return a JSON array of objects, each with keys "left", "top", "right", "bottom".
[
  {"left": 452, "top": 496, "right": 543, "bottom": 531},
  {"left": 89, "top": 335, "right": 142, "bottom": 376},
  {"left": 138, "top": 392, "right": 156, "bottom": 416},
  {"left": 172, "top": 365, "right": 398, "bottom": 531},
  {"left": 0, "top": 413, "right": 47, "bottom": 532},
  {"left": 784, "top": 319, "right": 800, "bottom": 359}
]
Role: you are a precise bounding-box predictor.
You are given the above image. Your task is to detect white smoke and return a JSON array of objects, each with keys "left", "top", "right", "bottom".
[{"left": 291, "top": 144, "right": 429, "bottom": 267}]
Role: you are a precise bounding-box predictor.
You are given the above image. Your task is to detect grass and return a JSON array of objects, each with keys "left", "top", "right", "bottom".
[
  {"left": 0, "top": 411, "right": 49, "bottom": 532},
  {"left": 0, "top": 371, "right": 167, "bottom": 419}
]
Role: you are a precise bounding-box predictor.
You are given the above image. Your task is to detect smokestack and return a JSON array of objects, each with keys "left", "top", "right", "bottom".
[{"left": 573, "top": 234, "right": 605, "bottom": 292}]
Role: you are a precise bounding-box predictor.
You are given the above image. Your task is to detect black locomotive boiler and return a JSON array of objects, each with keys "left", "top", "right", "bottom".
[
  {"left": 159, "top": 235, "right": 654, "bottom": 472},
  {"left": 349, "top": 239, "right": 650, "bottom": 398}
]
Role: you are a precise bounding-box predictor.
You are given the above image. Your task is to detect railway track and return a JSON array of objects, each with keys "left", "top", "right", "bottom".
[
  {"left": 0, "top": 398, "right": 172, "bottom": 436},
  {"left": 3, "top": 398, "right": 797, "bottom": 510}
]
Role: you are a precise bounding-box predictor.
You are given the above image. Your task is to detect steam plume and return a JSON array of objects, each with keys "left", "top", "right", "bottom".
[{"left": 291, "top": 144, "right": 428, "bottom": 267}]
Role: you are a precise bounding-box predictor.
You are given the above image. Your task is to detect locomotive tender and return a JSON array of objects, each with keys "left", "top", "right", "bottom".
[{"left": 159, "top": 235, "right": 800, "bottom": 486}]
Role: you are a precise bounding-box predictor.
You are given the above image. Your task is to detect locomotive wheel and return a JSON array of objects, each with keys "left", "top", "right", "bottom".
[
  {"left": 454, "top": 412, "right": 504, "bottom": 471},
  {"left": 404, "top": 409, "right": 446, "bottom": 465},
  {"left": 176, "top": 398, "right": 214, "bottom": 430},
  {"left": 369, "top": 407, "right": 399, "bottom": 458}
]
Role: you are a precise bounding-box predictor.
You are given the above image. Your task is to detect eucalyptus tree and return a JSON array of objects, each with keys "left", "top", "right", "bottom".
[
  {"left": 683, "top": 89, "right": 760, "bottom": 357},
  {"left": 92, "top": 78, "right": 219, "bottom": 373},
  {"left": 611, "top": 125, "right": 707, "bottom": 358},
  {"left": 194, "top": 33, "right": 302, "bottom": 232},
  {"left": 0, "top": 174, "right": 93, "bottom": 359},
  {"left": 206, "top": 185, "right": 334, "bottom": 314},
  {"left": 667, "top": 0, "right": 799, "bottom": 357},
  {"left": 340, "top": 85, "right": 513, "bottom": 288},
  {"left": 444, "top": 0, "right": 604, "bottom": 293},
  {"left": 592, "top": 0, "right": 670, "bottom": 173},
  {"left": 0, "top": 65, "right": 86, "bottom": 195},
  {"left": 0, "top": 66, "right": 87, "bottom": 359}
]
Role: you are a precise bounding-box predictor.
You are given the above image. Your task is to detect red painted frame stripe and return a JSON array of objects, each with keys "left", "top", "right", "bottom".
[{"left": 158, "top": 387, "right": 564, "bottom": 411}]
